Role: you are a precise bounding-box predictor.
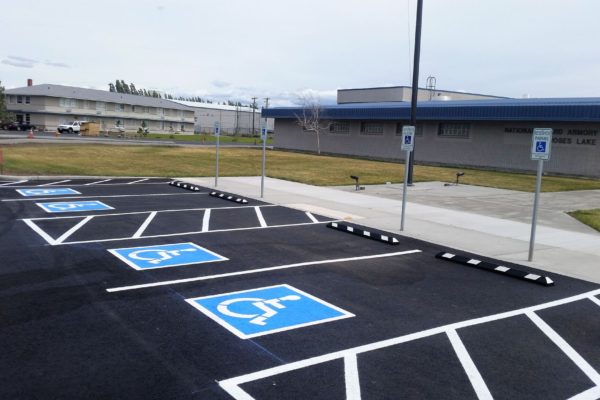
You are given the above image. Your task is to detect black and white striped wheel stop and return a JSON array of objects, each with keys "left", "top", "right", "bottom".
[
  {"left": 169, "top": 180, "right": 201, "bottom": 191},
  {"left": 436, "top": 251, "right": 554, "bottom": 286},
  {"left": 209, "top": 191, "right": 249, "bottom": 204},
  {"left": 327, "top": 222, "right": 400, "bottom": 245}
]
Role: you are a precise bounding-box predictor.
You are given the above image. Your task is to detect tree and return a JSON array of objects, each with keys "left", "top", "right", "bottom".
[
  {"left": 0, "top": 81, "right": 15, "bottom": 123},
  {"left": 115, "top": 80, "right": 123, "bottom": 93},
  {"left": 108, "top": 83, "right": 116, "bottom": 92},
  {"left": 120, "top": 80, "right": 130, "bottom": 94},
  {"left": 129, "top": 83, "right": 138, "bottom": 95},
  {"left": 295, "top": 94, "right": 330, "bottom": 155}
]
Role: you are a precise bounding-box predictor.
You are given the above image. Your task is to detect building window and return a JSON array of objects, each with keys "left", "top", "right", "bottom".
[
  {"left": 116, "top": 104, "right": 124, "bottom": 112},
  {"left": 96, "top": 102, "right": 105, "bottom": 111},
  {"left": 438, "top": 123, "right": 470, "bottom": 138},
  {"left": 329, "top": 121, "right": 350, "bottom": 134},
  {"left": 17, "top": 96, "right": 23, "bottom": 104},
  {"left": 25, "top": 96, "right": 31, "bottom": 104},
  {"left": 360, "top": 122, "right": 384, "bottom": 135},
  {"left": 8, "top": 95, "right": 14, "bottom": 104},
  {"left": 395, "top": 123, "right": 424, "bottom": 136},
  {"left": 132, "top": 105, "right": 136, "bottom": 112},
  {"left": 25, "top": 114, "right": 31, "bottom": 123},
  {"left": 60, "top": 98, "right": 77, "bottom": 108}
]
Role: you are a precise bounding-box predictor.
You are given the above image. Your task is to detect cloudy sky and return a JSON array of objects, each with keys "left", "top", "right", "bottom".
[{"left": 1, "top": 0, "right": 599, "bottom": 106}]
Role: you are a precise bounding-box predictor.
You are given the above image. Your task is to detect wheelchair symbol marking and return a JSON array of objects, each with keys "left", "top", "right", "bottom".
[
  {"left": 216, "top": 295, "right": 302, "bottom": 326},
  {"left": 187, "top": 284, "right": 354, "bottom": 339},
  {"left": 109, "top": 242, "right": 227, "bottom": 270},
  {"left": 127, "top": 247, "right": 198, "bottom": 265},
  {"left": 17, "top": 188, "right": 81, "bottom": 197},
  {"left": 37, "top": 200, "right": 113, "bottom": 213},
  {"left": 535, "top": 141, "right": 546, "bottom": 153}
]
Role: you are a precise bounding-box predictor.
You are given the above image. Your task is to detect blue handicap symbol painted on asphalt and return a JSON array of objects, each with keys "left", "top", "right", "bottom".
[
  {"left": 37, "top": 200, "right": 114, "bottom": 213},
  {"left": 109, "top": 242, "right": 227, "bottom": 270},
  {"left": 17, "top": 188, "right": 81, "bottom": 197},
  {"left": 186, "top": 284, "right": 355, "bottom": 339},
  {"left": 535, "top": 141, "right": 547, "bottom": 153}
]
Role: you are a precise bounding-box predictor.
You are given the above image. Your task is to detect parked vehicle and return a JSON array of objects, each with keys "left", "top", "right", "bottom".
[
  {"left": 1, "top": 121, "right": 36, "bottom": 131},
  {"left": 57, "top": 121, "right": 84, "bottom": 134}
]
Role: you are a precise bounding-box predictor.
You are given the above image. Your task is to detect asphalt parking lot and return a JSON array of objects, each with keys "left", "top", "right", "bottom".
[{"left": 1, "top": 178, "right": 599, "bottom": 400}]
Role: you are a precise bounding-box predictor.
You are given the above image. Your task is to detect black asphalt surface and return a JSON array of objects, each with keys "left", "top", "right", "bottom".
[{"left": 1, "top": 178, "right": 599, "bottom": 400}]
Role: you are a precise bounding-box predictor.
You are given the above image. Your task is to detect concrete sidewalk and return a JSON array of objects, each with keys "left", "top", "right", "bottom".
[{"left": 186, "top": 176, "right": 600, "bottom": 284}]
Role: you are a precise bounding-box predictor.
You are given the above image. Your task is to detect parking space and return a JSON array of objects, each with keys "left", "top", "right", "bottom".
[{"left": 1, "top": 178, "right": 599, "bottom": 399}]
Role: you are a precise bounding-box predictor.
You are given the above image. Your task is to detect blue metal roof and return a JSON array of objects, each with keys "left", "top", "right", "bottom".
[{"left": 262, "top": 98, "right": 600, "bottom": 122}]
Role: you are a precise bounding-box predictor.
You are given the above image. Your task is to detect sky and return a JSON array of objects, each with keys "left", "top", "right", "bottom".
[{"left": 1, "top": 0, "right": 600, "bottom": 107}]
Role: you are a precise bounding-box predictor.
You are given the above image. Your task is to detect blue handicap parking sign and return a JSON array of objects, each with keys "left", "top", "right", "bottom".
[
  {"left": 108, "top": 242, "right": 227, "bottom": 270},
  {"left": 37, "top": 200, "right": 114, "bottom": 213},
  {"left": 404, "top": 135, "right": 412, "bottom": 145},
  {"left": 186, "top": 284, "right": 355, "bottom": 339},
  {"left": 535, "top": 141, "right": 546, "bottom": 153},
  {"left": 17, "top": 188, "right": 81, "bottom": 197}
]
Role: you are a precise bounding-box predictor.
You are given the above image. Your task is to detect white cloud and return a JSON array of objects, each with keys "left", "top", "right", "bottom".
[{"left": 2, "top": 59, "right": 35, "bottom": 68}]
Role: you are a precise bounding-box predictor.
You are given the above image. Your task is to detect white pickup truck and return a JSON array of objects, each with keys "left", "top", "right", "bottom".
[{"left": 57, "top": 121, "right": 84, "bottom": 134}]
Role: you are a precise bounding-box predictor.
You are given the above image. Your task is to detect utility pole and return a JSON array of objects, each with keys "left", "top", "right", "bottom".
[
  {"left": 407, "top": 0, "right": 424, "bottom": 185},
  {"left": 251, "top": 97, "right": 257, "bottom": 135}
]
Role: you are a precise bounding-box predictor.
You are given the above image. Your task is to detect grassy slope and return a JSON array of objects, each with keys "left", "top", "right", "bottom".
[
  {"left": 1, "top": 143, "right": 600, "bottom": 192},
  {"left": 568, "top": 209, "right": 600, "bottom": 232}
]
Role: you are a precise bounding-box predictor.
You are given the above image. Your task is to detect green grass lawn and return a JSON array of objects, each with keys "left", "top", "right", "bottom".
[
  {"left": 145, "top": 133, "right": 272, "bottom": 145},
  {"left": 568, "top": 209, "right": 600, "bottom": 232},
  {"left": 1, "top": 143, "right": 599, "bottom": 192}
]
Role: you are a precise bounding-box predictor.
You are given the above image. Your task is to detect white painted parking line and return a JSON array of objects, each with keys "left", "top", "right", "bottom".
[
  {"left": 344, "top": 354, "right": 362, "bottom": 400},
  {"left": 4, "top": 192, "right": 204, "bottom": 202},
  {"left": 84, "top": 179, "right": 112, "bottom": 185},
  {"left": 38, "top": 179, "right": 71, "bottom": 186},
  {"left": 568, "top": 386, "right": 600, "bottom": 400},
  {"left": 202, "top": 209, "right": 211, "bottom": 232},
  {"left": 22, "top": 204, "right": 276, "bottom": 219},
  {"left": 218, "top": 288, "right": 600, "bottom": 399},
  {"left": 589, "top": 295, "right": 600, "bottom": 308},
  {"left": 0, "top": 180, "right": 28, "bottom": 186},
  {"left": 106, "top": 250, "right": 421, "bottom": 293},
  {"left": 55, "top": 216, "right": 94, "bottom": 244},
  {"left": 447, "top": 329, "right": 493, "bottom": 400},
  {"left": 22, "top": 219, "right": 59, "bottom": 245},
  {"left": 132, "top": 211, "right": 157, "bottom": 239},
  {"left": 306, "top": 212, "right": 319, "bottom": 223},
  {"left": 26, "top": 215, "right": 323, "bottom": 246},
  {"left": 127, "top": 178, "right": 149, "bottom": 184},
  {"left": 255, "top": 206, "right": 267, "bottom": 228},
  {"left": 526, "top": 311, "right": 600, "bottom": 386}
]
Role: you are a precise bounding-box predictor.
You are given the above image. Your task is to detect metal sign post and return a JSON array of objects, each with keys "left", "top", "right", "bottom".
[
  {"left": 214, "top": 121, "right": 220, "bottom": 187},
  {"left": 260, "top": 120, "right": 267, "bottom": 198},
  {"left": 528, "top": 128, "right": 553, "bottom": 261},
  {"left": 400, "top": 126, "right": 415, "bottom": 231}
]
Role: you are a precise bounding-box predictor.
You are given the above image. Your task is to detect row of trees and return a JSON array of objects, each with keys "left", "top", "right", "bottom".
[{"left": 108, "top": 80, "right": 257, "bottom": 108}]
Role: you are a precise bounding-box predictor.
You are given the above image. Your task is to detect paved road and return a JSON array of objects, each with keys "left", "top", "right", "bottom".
[{"left": 2, "top": 177, "right": 598, "bottom": 399}]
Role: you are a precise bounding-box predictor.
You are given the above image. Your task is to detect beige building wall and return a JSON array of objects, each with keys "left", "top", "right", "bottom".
[{"left": 6, "top": 95, "right": 195, "bottom": 133}]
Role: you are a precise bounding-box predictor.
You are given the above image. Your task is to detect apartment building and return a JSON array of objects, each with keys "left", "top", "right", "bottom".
[{"left": 5, "top": 81, "right": 195, "bottom": 133}]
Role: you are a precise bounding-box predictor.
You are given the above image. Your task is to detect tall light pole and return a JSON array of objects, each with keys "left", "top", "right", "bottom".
[
  {"left": 407, "top": 0, "right": 424, "bottom": 185},
  {"left": 251, "top": 97, "right": 257, "bottom": 135}
]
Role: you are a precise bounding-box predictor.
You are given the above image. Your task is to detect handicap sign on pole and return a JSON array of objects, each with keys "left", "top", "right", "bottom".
[
  {"left": 108, "top": 242, "right": 228, "bottom": 270},
  {"left": 401, "top": 125, "right": 415, "bottom": 152},
  {"left": 531, "top": 128, "right": 552, "bottom": 161},
  {"left": 37, "top": 200, "right": 114, "bottom": 213},
  {"left": 186, "top": 284, "right": 355, "bottom": 339},
  {"left": 17, "top": 188, "right": 81, "bottom": 197}
]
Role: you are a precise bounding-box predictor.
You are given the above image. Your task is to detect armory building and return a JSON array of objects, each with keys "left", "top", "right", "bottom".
[{"left": 263, "top": 87, "right": 600, "bottom": 178}]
